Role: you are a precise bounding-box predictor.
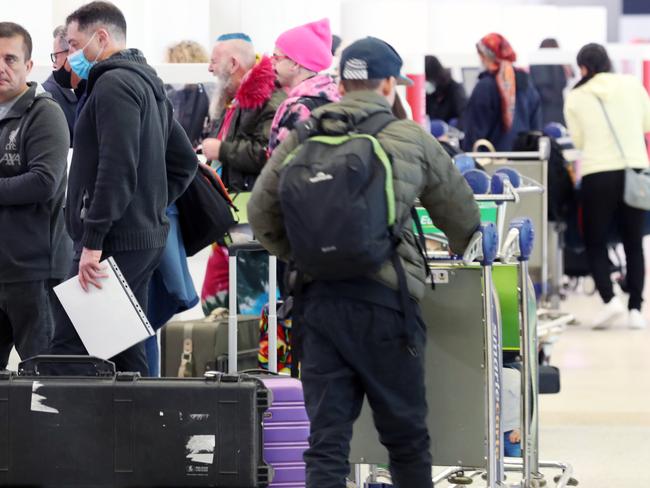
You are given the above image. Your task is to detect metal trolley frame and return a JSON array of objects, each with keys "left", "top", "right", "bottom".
[{"left": 351, "top": 167, "right": 575, "bottom": 487}]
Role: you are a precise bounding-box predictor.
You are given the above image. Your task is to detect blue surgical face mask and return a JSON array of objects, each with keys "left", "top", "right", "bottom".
[{"left": 68, "top": 32, "right": 102, "bottom": 80}]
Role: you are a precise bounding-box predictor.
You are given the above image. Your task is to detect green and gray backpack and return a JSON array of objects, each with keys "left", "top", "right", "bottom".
[{"left": 278, "top": 111, "right": 401, "bottom": 280}]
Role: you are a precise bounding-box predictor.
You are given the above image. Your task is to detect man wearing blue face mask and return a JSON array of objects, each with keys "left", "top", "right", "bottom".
[{"left": 49, "top": 1, "right": 198, "bottom": 376}]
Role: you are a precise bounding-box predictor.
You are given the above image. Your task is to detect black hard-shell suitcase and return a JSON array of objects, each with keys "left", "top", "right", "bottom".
[{"left": 0, "top": 356, "right": 271, "bottom": 487}]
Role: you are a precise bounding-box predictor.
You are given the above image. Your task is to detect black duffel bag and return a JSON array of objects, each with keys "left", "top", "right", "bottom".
[{"left": 176, "top": 163, "right": 236, "bottom": 256}]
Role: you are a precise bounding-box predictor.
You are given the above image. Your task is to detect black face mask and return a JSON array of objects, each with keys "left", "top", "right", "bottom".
[{"left": 52, "top": 65, "right": 73, "bottom": 89}]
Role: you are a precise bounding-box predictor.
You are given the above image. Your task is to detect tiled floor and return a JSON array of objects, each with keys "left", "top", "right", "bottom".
[{"left": 536, "top": 287, "right": 650, "bottom": 487}]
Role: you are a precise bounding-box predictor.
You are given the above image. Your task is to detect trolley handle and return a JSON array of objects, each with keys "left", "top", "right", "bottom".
[
  {"left": 464, "top": 136, "right": 551, "bottom": 161},
  {"left": 500, "top": 217, "right": 535, "bottom": 263},
  {"left": 228, "top": 240, "right": 266, "bottom": 255},
  {"left": 461, "top": 222, "right": 498, "bottom": 266}
]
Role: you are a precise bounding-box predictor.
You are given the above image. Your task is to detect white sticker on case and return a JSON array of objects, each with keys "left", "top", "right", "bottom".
[
  {"left": 31, "top": 381, "right": 60, "bottom": 414},
  {"left": 186, "top": 435, "right": 215, "bottom": 466}
]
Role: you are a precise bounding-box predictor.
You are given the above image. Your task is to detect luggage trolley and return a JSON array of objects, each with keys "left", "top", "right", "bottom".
[
  {"left": 428, "top": 169, "right": 575, "bottom": 487},
  {"left": 348, "top": 221, "right": 504, "bottom": 486},
  {"left": 350, "top": 171, "right": 574, "bottom": 487},
  {"left": 499, "top": 223, "right": 577, "bottom": 488},
  {"left": 465, "top": 142, "right": 575, "bottom": 395},
  {"left": 465, "top": 137, "right": 563, "bottom": 310}
]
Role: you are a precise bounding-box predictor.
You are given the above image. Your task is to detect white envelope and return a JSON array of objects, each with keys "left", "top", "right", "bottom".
[{"left": 54, "top": 257, "right": 155, "bottom": 360}]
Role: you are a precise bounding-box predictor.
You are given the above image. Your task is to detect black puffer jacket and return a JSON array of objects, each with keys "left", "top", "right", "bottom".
[{"left": 211, "top": 56, "right": 286, "bottom": 192}]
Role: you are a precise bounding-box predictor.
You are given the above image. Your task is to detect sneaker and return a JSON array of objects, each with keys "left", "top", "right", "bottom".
[
  {"left": 629, "top": 309, "right": 647, "bottom": 329},
  {"left": 592, "top": 296, "right": 626, "bottom": 330}
]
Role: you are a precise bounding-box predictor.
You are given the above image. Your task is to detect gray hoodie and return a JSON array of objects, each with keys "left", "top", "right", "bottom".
[{"left": 0, "top": 82, "right": 72, "bottom": 282}]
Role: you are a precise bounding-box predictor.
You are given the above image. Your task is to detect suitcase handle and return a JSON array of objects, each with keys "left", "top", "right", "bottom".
[
  {"left": 228, "top": 241, "right": 266, "bottom": 255},
  {"left": 18, "top": 355, "right": 116, "bottom": 377},
  {"left": 228, "top": 250, "right": 281, "bottom": 374},
  {"left": 204, "top": 371, "right": 240, "bottom": 382},
  {"left": 239, "top": 368, "right": 280, "bottom": 376}
]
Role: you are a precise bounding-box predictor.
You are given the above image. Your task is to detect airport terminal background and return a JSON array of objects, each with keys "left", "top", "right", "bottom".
[{"left": 3, "top": 0, "right": 650, "bottom": 486}]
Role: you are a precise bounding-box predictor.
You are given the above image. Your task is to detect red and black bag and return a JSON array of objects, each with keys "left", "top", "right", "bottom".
[{"left": 176, "top": 163, "right": 236, "bottom": 256}]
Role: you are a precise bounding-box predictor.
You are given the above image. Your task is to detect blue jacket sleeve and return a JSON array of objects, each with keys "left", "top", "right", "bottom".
[{"left": 165, "top": 118, "right": 198, "bottom": 205}]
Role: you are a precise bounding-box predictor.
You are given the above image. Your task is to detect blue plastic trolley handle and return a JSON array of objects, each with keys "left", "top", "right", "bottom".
[
  {"left": 509, "top": 217, "right": 535, "bottom": 261},
  {"left": 479, "top": 222, "right": 498, "bottom": 265}
]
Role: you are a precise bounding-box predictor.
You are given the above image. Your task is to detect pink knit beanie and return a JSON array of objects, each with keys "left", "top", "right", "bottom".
[{"left": 275, "top": 18, "right": 333, "bottom": 72}]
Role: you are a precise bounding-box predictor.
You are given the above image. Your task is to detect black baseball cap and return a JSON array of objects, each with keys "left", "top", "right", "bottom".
[{"left": 340, "top": 36, "right": 413, "bottom": 86}]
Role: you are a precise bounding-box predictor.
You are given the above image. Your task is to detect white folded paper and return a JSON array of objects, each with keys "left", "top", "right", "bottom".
[{"left": 54, "top": 257, "right": 154, "bottom": 360}]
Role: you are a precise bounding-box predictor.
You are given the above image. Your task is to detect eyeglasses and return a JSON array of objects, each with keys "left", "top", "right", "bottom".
[
  {"left": 50, "top": 49, "right": 69, "bottom": 63},
  {"left": 271, "top": 54, "right": 291, "bottom": 62}
]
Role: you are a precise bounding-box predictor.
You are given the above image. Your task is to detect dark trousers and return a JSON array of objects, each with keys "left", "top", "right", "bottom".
[
  {"left": 0, "top": 280, "right": 54, "bottom": 369},
  {"left": 50, "top": 247, "right": 164, "bottom": 376},
  {"left": 581, "top": 170, "right": 645, "bottom": 310},
  {"left": 300, "top": 295, "right": 432, "bottom": 488}
]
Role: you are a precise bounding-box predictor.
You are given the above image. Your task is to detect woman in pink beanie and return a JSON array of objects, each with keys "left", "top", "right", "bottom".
[
  {"left": 268, "top": 18, "right": 340, "bottom": 154},
  {"left": 275, "top": 18, "right": 333, "bottom": 73}
]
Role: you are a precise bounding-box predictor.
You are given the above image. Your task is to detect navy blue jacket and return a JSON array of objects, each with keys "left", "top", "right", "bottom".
[
  {"left": 462, "top": 70, "right": 542, "bottom": 151},
  {"left": 42, "top": 74, "right": 77, "bottom": 145},
  {"left": 529, "top": 64, "right": 567, "bottom": 125}
]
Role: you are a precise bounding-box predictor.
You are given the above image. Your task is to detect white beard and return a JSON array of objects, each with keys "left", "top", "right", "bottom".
[
  {"left": 208, "top": 72, "right": 236, "bottom": 120},
  {"left": 209, "top": 76, "right": 226, "bottom": 120}
]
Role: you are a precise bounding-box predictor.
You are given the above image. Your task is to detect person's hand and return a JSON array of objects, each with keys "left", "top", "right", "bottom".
[
  {"left": 509, "top": 429, "right": 521, "bottom": 443},
  {"left": 201, "top": 138, "right": 221, "bottom": 161},
  {"left": 78, "top": 247, "right": 108, "bottom": 292}
]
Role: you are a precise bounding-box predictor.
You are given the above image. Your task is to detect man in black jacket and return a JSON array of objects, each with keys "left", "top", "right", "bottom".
[
  {"left": 50, "top": 1, "right": 197, "bottom": 375},
  {"left": 0, "top": 22, "right": 71, "bottom": 369},
  {"left": 42, "top": 25, "right": 78, "bottom": 143}
]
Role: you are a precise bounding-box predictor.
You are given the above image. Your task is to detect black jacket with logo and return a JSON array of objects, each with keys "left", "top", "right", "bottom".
[
  {"left": 67, "top": 49, "right": 197, "bottom": 252},
  {"left": 0, "top": 83, "right": 72, "bottom": 282}
]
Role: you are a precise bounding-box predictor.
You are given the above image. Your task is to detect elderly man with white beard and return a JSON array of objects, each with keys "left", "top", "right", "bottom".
[
  {"left": 199, "top": 33, "right": 285, "bottom": 317},
  {"left": 200, "top": 33, "right": 286, "bottom": 192}
]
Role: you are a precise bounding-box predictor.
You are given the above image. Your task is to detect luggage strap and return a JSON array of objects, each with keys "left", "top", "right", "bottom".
[
  {"left": 290, "top": 271, "right": 305, "bottom": 379},
  {"left": 179, "top": 323, "right": 194, "bottom": 378}
]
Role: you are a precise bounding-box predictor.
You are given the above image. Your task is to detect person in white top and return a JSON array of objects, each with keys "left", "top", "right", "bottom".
[{"left": 564, "top": 43, "right": 650, "bottom": 330}]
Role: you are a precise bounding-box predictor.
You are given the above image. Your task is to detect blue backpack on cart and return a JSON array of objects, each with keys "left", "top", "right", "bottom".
[{"left": 278, "top": 111, "right": 401, "bottom": 280}]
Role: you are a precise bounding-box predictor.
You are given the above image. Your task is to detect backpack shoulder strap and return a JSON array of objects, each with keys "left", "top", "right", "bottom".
[
  {"left": 356, "top": 111, "right": 397, "bottom": 137},
  {"left": 296, "top": 95, "right": 331, "bottom": 113},
  {"left": 294, "top": 116, "right": 320, "bottom": 144},
  {"left": 295, "top": 109, "right": 397, "bottom": 143}
]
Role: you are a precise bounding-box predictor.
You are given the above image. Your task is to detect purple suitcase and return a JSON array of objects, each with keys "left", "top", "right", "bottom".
[
  {"left": 228, "top": 244, "right": 308, "bottom": 487},
  {"left": 260, "top": 376, "right": 309, "bottom": 487}
]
